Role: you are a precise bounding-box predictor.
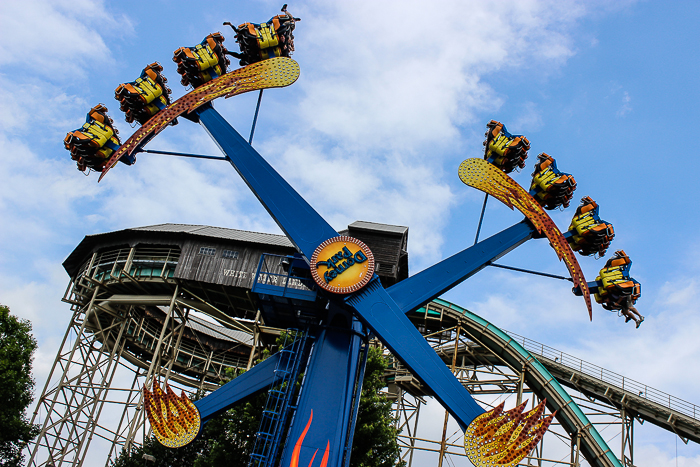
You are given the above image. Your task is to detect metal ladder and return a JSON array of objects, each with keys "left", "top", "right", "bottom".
[{"left": 248, "top": 329, "right": 309, "bottom": 467}]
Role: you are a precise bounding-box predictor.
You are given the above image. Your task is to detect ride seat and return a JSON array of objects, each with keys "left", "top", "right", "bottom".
[
  {"left": 566, "top": 196, "right": 615, "bottom": 257},
  {"left": 599, "top": 267, "right": 626, "bottom": 290},
  {"left": 182, "top": 43, "right": 221, "bottom": 71},
  {"left": 483, "top": 120, "right": 530, "bottom": 174},
  {"left": 64, "top": 104, "right": 122, "bottom": 172},
  {"left": 593, "top": 250, "right": 641, "bottom": 309},
  {"left": 529, "top": 153, "right": 576, "bottom": 210},
  {"left": 118, "top": 77, "right": 163, "bottom": 105},
  {"left": 226, "top": 6, "right": 299, "bottom": 67},
  {"left": 255, "top": 22, "right": 279, "bottom": 49},
  {"left": 115, "top": 63, "right": 174, "bottom": 126},
  {"left": 570, "top": 210, "right": 613, "bottom": 237},
  {"left": 78, "top": 119, "right": 114, "bottom": 149},
  {"left": 173, "top": 32, "right": 229, "bottom": 88}
]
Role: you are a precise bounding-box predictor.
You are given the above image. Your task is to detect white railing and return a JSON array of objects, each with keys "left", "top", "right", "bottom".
[{"left": 504, "top": 330, "right": 699, "bottom": 422}]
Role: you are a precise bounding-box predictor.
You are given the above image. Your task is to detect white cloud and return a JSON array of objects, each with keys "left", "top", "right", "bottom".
[
  {"left": 607, "top": 83, "right": 632, "bottom": 117},
  {"left": 618, "top": 90, "right": 632, "bottom": 116},
  {"left": 294, "top": 0, "right": 584, "bottom": 151},
  {"left": 0, "top": 74, "right": 89, "bottom": 139},
  {"left": 0, "top": 0, "right": 127, "bottom": 80},
  {"left": 251, "top": 0, "right": 597, "bottom": 268},
  {"left": 0, "top": 134, "right": 100, "bottom": 255},
  {"left": 634, "top": 443, "right": 700, "bottom": 467}
]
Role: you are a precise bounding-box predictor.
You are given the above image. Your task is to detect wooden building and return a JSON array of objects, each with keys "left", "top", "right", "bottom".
[{"left": 63, "top": 221, "right": 410, "bottom": 323}]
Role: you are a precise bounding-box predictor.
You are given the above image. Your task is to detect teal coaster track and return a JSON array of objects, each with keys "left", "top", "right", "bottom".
[{"left": 411, "top": 298, "right": 621, "bottom": 467}]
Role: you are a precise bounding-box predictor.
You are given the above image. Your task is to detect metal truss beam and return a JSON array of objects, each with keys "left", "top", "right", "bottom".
[{"left": 27, "top": 257, "right": 253, "bottom": 466}]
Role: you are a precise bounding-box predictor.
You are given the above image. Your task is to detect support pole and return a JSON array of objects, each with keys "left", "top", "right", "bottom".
[
  {"left": 249, "top": 90, "right": 264, "bottom": 144},
  {"left": 109, "top": 366, "right": 145, "bottom": 461},
  {"left": 343, "top": 325, "right": 370, "bottom": 467},
  {"left": 139, "top": 149, "right": 227, "bottom": 161},
  {"left": 199, "top": 351, "right": 215, "bottom": 393},
  {"left": 123, "top": 286, "right": 179, "bottom": 448},
  {"left": 28, "top": 285, "right": 100, "bottom": 466},
  {"left": 621, "top": 407, "right": 634, "bottom": 466},
  {"left": 163, "top": 309, "right": 189, "bottom": 383},
  {"left": 517, "top": 367, "right": 526, "bottom": 407},
  {"left": 570, "top": 430, "right": 581, "bottom": 467},
  {"left": 488, "top": 262, "right": 573, "bottom": 282},
  {"left": 474, "top": 194, "right": 489, "bottom": 244},
  {"left": 535, "top": 396, "right": 544, "bottom": 467},
  {"left": 73, "top": 311, "right": 131, "bottom": 467},
  {"left": 147, "top": 286, "right": 179, "bottom": 385},
  {"left": 247, "top": 310, "right": 261, "bottom": 371},
  {"left": 409, "top": 401, "right": 421, "bottom": 467},
  {"left": 438, "top": 323, "right": 461, "bottom": 467}
]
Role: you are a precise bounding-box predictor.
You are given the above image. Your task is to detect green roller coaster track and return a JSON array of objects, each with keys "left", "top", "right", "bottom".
[{"left": 412, "top": 297, "right": 622, "bottom": 467}]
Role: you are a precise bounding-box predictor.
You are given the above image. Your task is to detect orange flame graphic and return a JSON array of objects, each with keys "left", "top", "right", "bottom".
[
  {"left": 464, "top": 400, "right": 555, "bottom": 467},
  {"left": 143, "top": 381, "right": 201, "bottom": 448},
  {"left": 99, "top": 57, "right": 300, "bottom": 181},
  {"left": 459, "top": 158, "right": 592, "bottom": 318},
  {"left": 290, "top": 410, "right": 330, "bottom": 467}
]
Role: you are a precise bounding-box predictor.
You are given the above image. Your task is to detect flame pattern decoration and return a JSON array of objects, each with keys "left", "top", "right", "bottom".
[
  {"left": 99, "top": 56, "right": 301, "bottom": 181},
  {"left": 143, "top": 381, "right": 201, "bottom": 448},
  {"left": 464, "top": 400, "right": 555, "bottom": 467},
  {"left": 290, "top": 410, "right": 330, "bottom": 467},
  {"left": 458, "top": 158, "right": 592, "bottom": 318}
]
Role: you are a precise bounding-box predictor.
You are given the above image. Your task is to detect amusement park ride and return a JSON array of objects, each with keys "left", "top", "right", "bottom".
[{"left": 59, "top": 6, "right": 647, "bottom": 467}]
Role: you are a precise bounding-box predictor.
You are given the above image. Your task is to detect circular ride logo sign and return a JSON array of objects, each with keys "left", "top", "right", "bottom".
[{"left": 310, "top": 236, "right": 375, "bottom": 294}]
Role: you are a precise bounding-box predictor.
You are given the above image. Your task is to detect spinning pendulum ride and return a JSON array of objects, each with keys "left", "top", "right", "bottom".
[{"left": 63, "top": 6, "right": 642, "bottom": 467}]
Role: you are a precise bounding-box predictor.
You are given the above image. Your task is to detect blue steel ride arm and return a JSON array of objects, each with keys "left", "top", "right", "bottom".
[
  {"left": 195, "top": 351, "right": 282, "bottom": 423},
  {"left": 387, "top": 220, "right": 536, "bottom": 314},
  {"left": 196, "top": 104, "right": 521, "bottom": 430},
  {"left": 346, "top": 280, "right": 483, "bottom": 429},
  {"left": 197, "top": 104, "right": 339, "bottom": 259}
]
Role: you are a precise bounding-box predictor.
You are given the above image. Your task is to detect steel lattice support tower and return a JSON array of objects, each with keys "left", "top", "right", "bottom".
[
  {"left": 28, "top": 281, "right": 134, "bottom": 467},
  {"left": 27, "top": 245, "right": 254, "bottom": 467}
]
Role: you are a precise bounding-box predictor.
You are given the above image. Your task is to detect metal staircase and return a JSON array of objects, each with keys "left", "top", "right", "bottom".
[{"left": 248, "top": 330, "right": 310, "bottom": 467}]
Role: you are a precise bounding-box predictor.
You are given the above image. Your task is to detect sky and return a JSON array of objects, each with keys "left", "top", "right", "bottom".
[{"left": 1, "top": 0, "right": 699, "bottom": 465}]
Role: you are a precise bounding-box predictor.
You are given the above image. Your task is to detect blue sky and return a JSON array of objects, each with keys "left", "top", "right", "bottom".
[{"left": 1, "top": 0, "right": 699, "bottom": 465}]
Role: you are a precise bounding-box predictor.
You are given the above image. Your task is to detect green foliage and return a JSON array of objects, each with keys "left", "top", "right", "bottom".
[
  {"left": 350, "top": 346, "right": 405, "bottom": 467},
  {"left": 192, "top": 389, "right": 266, "bottom": 467},
  {"left": 0, "top": 304, "right": 39, "bottom": 467},
  {"left": 111, "top": 434, "right": 207, "bottom": 467}
]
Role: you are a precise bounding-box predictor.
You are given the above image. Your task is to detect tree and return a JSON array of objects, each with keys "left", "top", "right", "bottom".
[
  {"left": 0, "top": 304, "right": 39, "bottom": 467},
  {"left": 190, "top": 391, "right": 266, "bottom": 467},
  {"left": 350, "top": 346, "right": 405, "bottom": 467},
  {"left": 111, "top": 432, "right": 208, "bottom": 467}
]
